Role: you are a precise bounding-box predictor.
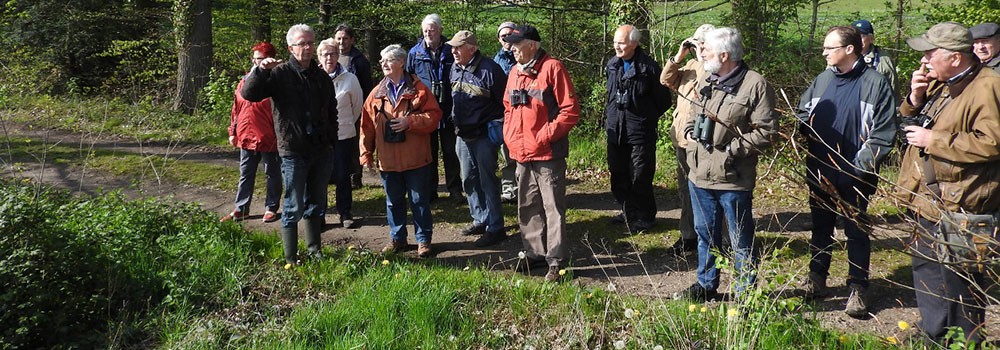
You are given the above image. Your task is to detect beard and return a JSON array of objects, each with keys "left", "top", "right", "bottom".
[{"left": 703, "top": 57, "right": 722, "bottom": 74}]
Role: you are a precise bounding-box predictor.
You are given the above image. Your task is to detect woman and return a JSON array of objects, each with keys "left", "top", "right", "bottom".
[
  {"left": 318, "top": 38, "right": 364, "bottom": 228},
  {"left": 359, "top": 44, "right": 442, "bottom": 257}
]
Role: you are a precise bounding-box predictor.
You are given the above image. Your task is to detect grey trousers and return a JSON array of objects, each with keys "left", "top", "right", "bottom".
[
  {"left": 675, "top": 145, "right": 696, "bottom": 240},
  {"left": 516, "top": 159, "right": 567, "bottom": 267}
]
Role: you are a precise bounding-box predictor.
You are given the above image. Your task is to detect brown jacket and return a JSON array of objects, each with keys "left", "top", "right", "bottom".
[
  {"left": 897, "top": 66, "right": 1000, "bottom": 221},
  {"left": 359, "top": 75, "right": 442, "bottom": 172},
  {"left": 661, "top": 58, "right": 708, "bottom": 149}
]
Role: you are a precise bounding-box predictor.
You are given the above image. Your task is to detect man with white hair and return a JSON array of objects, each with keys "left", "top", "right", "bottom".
[
  {"left": 242, "top": 24, "right": 339, "bottom": 265},
  {"left": 407, "top": 13, "right": 463, "bottom": 204},
  {"left": 605, "top": 24, "right": 671, "bottom": 234},
  {"left": 852, "top": 19, "right": 898, "bottom": 92},
  {"left": 677, "top": 27, "right": 777, "bottom": 301},
  {"left": 971, "top": 22, "right": 1000, "bottom": 72}
]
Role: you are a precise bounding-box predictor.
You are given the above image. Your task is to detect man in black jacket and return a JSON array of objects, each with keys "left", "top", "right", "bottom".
[
  {"left": 242, "top": 24, "right": 339, "bottom": 265},
  {"left": 605, "top": 25, "right": 671, "bottom": 233}
]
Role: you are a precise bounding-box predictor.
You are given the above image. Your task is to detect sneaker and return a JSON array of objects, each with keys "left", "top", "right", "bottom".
[
  {"left": 801, "top": 271, "right": 828, "bottom": 300},
  {"left": 416, "top": 243, "right": 432, "bottom": 258},
  {"left": 844, "top": 283, "right": 869, "bottom": 318},
  {"left": 460, "top": 223, "right": 487, "bottom": 236},
  {"left": 544, "top": 266, "right": 561, "bottom": 282},
  {"left": 262, "top": 211, "right": 279, "bottom": 223},
  {"left": 674, "top": 283, "right": 718, "bottom": 302},
  {"left": 670, "top": 237, "right": 698, "bottom": 254},
  {"left": 381, "top": 240, "right": 407, "bottom": 254},
  {"left": 500, "top": 191, "right": 516, "bottom": 203},
  {"left": 220, "top": 210, "right": 247, "bottom": 222},
  {"left": 340, "top": 216, "right": 358, "bottom": 229},
  {"left": 609, "top": 213, "right": 626, "bottom": 225},
  {"left": 474, "top": 231, "right": 507, "bottom": 247}
]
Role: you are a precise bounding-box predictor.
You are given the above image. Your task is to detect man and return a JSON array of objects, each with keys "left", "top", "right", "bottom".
[
  {"left": 660, "top": 24, "right": 715, "bottom": 254},
  {"left": 448, "top": 31, "right": 508, "bottom": 247},
  {"left": 605, "top": 25, "right": 671, "bottom": 233},
  {"left": 406, "top": 13, "right": 462, "bottom": 204},
  {"left": 797, "top": 26, "right": 897, "bottom": 318},
  {"left": 897, "top": 22, "right": 1000, "bottom": 346},
  {"left": 971, "top": 22, "right": 1000, "bottom": 72},
  {"left": 222, "top": 42, "right": 283, "bottom": 224},
  {"left": 678, "top": 27, "right": 777, "bottom": 301},
  {"left": 853, "top": 19, "right": 898, "bottom": 92},
  {"left": 242, "top": 24, "right": 339, "bottom": 265},
  {"left": 494, "top": 21, "right": 518, "bottom": 203},
  {"left": 502, "top": 25, "right": 580, "bottom": 282},
  {"left": 333, "top": 24, "right": 372, "bottom": 189}
]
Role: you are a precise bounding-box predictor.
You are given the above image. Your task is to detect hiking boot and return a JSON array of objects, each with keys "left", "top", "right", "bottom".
[
  {"left": 628, "top": 219, "right": 654, "bottom": 234},
  {"left": 262, "top": 210, "right": 279, "bottom": 223},
  {"left": 674, "top": 283, "right": 718, "bottom": 302},
  {"left": 460, "top": 223, "right": 487, "bottom": 236},
  {"left": 544, "top": 266, "right": 561, "bottom": 282},
  {"left": 382, "top": 240, "right": 407, "bottom": 254},
  {"left": 474, "top": 231, "right": 507, "bottom": 247},
  {"left": 845, "top": 283, "right": 869, "bottom": 318},
  {"left": 801, "top": 271, "right": 828, "bottom": 300},
  {"left": 670, "top": 237, "right": 698, "bottom": 255},
  {"left": 609, "top": 213, "right": 626, "bottom": 225},
  {"left": 416, "top": 243, "right": 433, "bottom": 258},
  {"left": 220, "top": 210, "right": 247, "bottom": 222}
]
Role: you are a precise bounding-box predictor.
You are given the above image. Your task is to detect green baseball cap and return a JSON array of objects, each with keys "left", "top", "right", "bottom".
[{"left": 907, "top": 22, "right": 972, "bottom": 52}]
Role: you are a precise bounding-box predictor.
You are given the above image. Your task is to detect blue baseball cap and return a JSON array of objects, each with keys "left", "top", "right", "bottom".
[{"left": 852, "top": 19, "right": 874, "bottom": 35}]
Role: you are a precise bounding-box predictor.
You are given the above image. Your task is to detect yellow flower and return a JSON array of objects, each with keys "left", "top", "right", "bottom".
[
  {"left": 886, "top": 336, "right": 898, "bottom": 345},
  {"left": 688, "top": 304, "right": 698, "bottom": 312},
  {"left": 898, "top": 321, "right": 910, "bottom": 331},
  {"left": 586, "top": 292, "right": 594, "bottom": 299},
  {"left": 283, "top": 263, "right": 292, "bottom": 270},
  {"left": 559, "top": 269, "right": 567, "bottom": 276},
  {"left": 726, "top": 308, "right": 739, "bottom": 319},
  {"left": 700, "top": 306, "right": 707, "bottom": 313},
  {"left": 381, "top": 259, "right": 390, "bottom": 266},
  {"left": 839, "top": 335, "right": 849, "bottom": 344},
  {"left": 347, "top": 245, "right": 355, "bottom": 250}
]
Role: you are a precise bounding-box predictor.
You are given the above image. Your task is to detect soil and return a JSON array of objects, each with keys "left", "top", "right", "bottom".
[{"left": 7, "top": 123, "right": 996, "bottom": 342}]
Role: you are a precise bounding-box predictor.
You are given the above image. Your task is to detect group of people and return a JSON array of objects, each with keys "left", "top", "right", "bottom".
[{"left": 221, "top": 16, "right": 1000, "bottom": 346}]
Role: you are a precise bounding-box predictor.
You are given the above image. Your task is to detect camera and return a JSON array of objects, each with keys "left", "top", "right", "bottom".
[
  {"left": 510, "top": 89, "right": 530, "bottom": 107},
  {"left": 383, "top": 119, "right": 406, "bottom": 143},
  {"left": 692, "top": 113, "right": 716, "bottom": 146},
  {"left": 615, "top": 89, "right": 630, "bottom": 110},
  {"left": 683, "top": 40, "right": 696, "bottom": 50},
  {"left": 900, "top": 113, "right": 933, "bottom": 131}
]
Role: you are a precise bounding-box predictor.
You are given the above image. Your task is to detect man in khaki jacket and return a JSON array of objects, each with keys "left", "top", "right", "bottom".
[{"left": 897, "top": 22, "right": 1000, "bottom": 346}]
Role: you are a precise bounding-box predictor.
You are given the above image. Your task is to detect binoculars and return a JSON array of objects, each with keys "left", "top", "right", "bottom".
[
  {"left": 692, "top": 113, "right": 716, "bottom": 147},
  {"left": 510, "top": 89, "right": 531, "bottom": 107},
  {"left": 900, "top": 113, "right": 933, "bottom": 131},
  {"left": 682, "top": 40, "right": 696, "bottom": 50},
  {"left": 430, "top": 81, "right": 444, "bottom": 103},
  {"left": 614, "top": 89, "right": 630, "bottom": 110}
]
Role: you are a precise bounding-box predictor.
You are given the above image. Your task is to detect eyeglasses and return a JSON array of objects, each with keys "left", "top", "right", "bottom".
[
  {"left": 251, "top": 57, "right": 266, "bottom": 61},
  {"left": 291, "top": 41, "right": 314, "bottom": 48},
  {"left": 499, "top": 33, "right": 510, "bottom": 38},
  {"left": 822, "top": 45, "right": 847, "bottom": 52},
  {"left": 380, "top": 58, "right": 400, "bottom": 65}
]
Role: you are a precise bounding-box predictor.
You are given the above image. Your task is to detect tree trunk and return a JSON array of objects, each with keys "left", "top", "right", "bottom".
[
  {"left": 319, "top": 2, "right": 332, "bottom": 34},
  {"left": 809, "top": 0, "right": 819, "bottom": 45},
  {"left": 251, "top": 0, "right": 270, "bottom": 43},
  {"left": 172, "top": 0, "right": 213, "bottom": 114}
]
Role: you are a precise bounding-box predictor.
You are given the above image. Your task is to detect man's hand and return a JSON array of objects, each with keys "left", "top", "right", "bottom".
[
  {"left": 909, "top": 63, "right": 930, "bottom": 106},
  {"left": 389, "top": 117, "right": 409, "bottom": 132},
  {"left": 904, "top": 125, "right": 932, "bottom": 148},
  {"left": 259, "top": 58, "right": 283, "bottom": 70},
  {"left": 229, "top": 135, "right": 236, "bottom": 147},
  {"left": 674, "top": 39, "right": 694, "bottom": 63}
]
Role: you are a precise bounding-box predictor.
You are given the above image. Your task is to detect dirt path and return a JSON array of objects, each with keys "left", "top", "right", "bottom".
[{"left": 9, "top": 123, "right": 991, "bottom": 341}]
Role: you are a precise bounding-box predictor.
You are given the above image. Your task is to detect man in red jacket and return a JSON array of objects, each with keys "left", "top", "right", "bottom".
[
  {"left": 502, "top": 25, "right": 580, "bottom": 282},
  {"left": 222, "top": 42, "right": 282, "bottom": 224}
]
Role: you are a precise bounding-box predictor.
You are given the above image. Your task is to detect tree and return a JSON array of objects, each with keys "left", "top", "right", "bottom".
[
  {"left": 172, "top": 0, "right": 213, "bottom": 114},
  {"left": 250, "top": 0, "right": 271, "bottom": 42}
]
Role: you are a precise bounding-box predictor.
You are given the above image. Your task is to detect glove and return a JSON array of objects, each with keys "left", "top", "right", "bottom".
[{"left": 487, "top": 120, "right": 504, "bottom": 147}]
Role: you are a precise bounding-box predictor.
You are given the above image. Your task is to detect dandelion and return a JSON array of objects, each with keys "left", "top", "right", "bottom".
[
  {"left": 839, "top": 335, "right": 849, "bottom": 344},
  {"left": 688, "top": 304, "right": 697, "bottom": 312},
  {"left": 886, "top": 336, "right": 898, "bottom": 345},
  {"left": 624, "top": 308, "right": 634, "bottom": 319},
  {"left": 347, "top": 245, "right": 355, "bottom": 250},
  {"left": 898, "top": 320, "right": 910, "bottom": 331},
  {"left": 518, "top": 251, "right": 527, "bottom": 259},
  {"left": 559, "top": 269, "right": 567, "bottom": 276},
  {"left": 607, "top": 282, "right": 617, "bottom": 292},
  {"left": 653, "top": 346, "right": 664, "bottom": 350},
  {"left": 448, "top": 335, "right": 456, "bottom": 342},
  {"left": 525, "top": 346, "right": 535, "bottom": 350},
  {"left": 586, "top": 292, "right": 594, "bottom": 299},
  {"left": 463, "top": 266, "right": 470, "bottom": 271},
  {"left": 283, "top": 263, "right": 292, "bottom": 270},
  {"left": 700, "top": 306, "right": 707, "bottom": 313},
  {"left": 381, "top": 259, "right": 390, "bottom": 266},
  {"left": 726, "top": 308, "right": 739, "bottom": 319},
  {"left": 613, "top": 340, "right": 626, "bottom": 349}
]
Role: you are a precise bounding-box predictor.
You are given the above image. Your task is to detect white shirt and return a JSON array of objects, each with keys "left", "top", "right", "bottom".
[{"left": 329, "top": 65, "right": 364, "bottom": 140}]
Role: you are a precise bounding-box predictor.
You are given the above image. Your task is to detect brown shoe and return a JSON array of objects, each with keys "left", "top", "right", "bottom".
[
  {"left": 220, "top": 210, "right": 247, "bottom": 222},
  {"left": 416, "top": 243, "right": 432, "bottom": 258},
  {"left": 544, "top": 266, "right": 561, "bottom": 282},
  {"left": 381, "top": 240, "right": 406, "bottom": 254}
]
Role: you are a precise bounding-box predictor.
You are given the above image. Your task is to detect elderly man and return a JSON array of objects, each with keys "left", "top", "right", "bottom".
[
  {"left": 494, "top": 21, "right": 518, "bottom": 203},
  {"left": 660, "top": 24, "right": 715, "bottom": 254},
  {"left": 678, "top": 27, "right": 777, "bottom": 301},
  {"left": 898, "top": 22, "right": 1000, "bottom": 346},
  {"left": 448, "top": 31, "right": 508, "bottom": 247},
  {"left": 502, "top": 25, "right": 580, "bottom": 282},
  {"left": 242, "top": 24, "right": 339, "bottom": 265},
  {"left": 971, "top": 22, "right": 1000, "bottom": 72},
  {"left": 605, "top": 24, "right": 671, "bottom": 233},
  {"left": 853, "top": 19, "right": 898, "bottom": 92},
  {"left": 407, "top": 13, "right": 463, "bottom": 204},
  {"left": 797, "top": 26, "right": 897, "bottom": 318}
]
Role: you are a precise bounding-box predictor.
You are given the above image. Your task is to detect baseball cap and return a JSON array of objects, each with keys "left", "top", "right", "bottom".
[
  {"left": 690, "top": 24, "right": 716, "bottom": 43},
  {"left": 970, "top": 22, "right": 1000, "bottom": 39},
  {"left": 852, "top": 19, "right": 874, "bottom": 35},
  {"left": 447, "top": 30, "right": 478, "bottom": 47},
  {"left": 502, "top": 25, "right": 541, "bottom": 44},
  {"left": 906, "top": 22, "right": 973, "bottom": 52},
  {"left": 498, "top": 21, "right": 516, "bottom": 35}
]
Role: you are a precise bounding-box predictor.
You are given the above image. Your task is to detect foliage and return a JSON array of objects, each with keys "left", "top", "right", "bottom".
[{"left": 927, "top": 0, "right": 1000, "bottom": 27}]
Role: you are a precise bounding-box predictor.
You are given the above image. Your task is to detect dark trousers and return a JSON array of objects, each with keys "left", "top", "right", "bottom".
[
  {"left": 607, "top": 140, "right": 656, "bottom": 222},
  {"left": 332, "top": 137, "right": 358, "bottom": 219},
  {"left": 807, "top": 173, "right": 874, "bottom": 286},
  {"left": 674, "top": 145, "right": 695, "bottom": 240},
  {"left": 912, "top": 217, "right": 986, "bottom": 344},
  {"left": 430, "top": 124, "right": 462, "bottom": 197}
]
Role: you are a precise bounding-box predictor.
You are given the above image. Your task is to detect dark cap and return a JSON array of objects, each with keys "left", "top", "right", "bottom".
[
  {"left": 970, "top": 22, "right": 1000, "bottom": 39},
  {"left": 852, "top": 19, "right": 874, "bottom": 35},
  {"left": 907, "top": 22, "right": 973, "bottom": 52},
  {"left": 502, "top": 25, "right": 541, "bottom": 44}
]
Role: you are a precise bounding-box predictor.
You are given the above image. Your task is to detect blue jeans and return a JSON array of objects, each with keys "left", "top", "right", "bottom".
[
  {"left": 381, "top": 163, "right": 434, "bottom": 244},
  {"left": 280, "top": 150, "right": 335, "bottom": 227},
  {"left": 234, "top": 149, "right": 282, "bottom": 213},
  {"left": 689, "top": 181, "right": 757, "bottom": 293},
  {"left": 332, "top": 137, "right": 358, "bottom": 218},
  {"left": 456, "top": 136, "right": 503, "bottom": 233}
]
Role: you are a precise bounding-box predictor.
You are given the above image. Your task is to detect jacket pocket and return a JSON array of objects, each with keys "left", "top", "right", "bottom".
[{"left": 715, "top": 94, "right": 752, "bottom": 144}]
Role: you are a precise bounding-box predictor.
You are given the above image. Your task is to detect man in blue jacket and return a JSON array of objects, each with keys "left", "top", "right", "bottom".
[
  {"left": 407, "top": 13, "right": 462, "bottom": 204},
  {"left": 605, "top": 25, "right": 671, "bottom": 233},
  {"left": 494, "top": 21, "right": 518, "bottom": 203}
]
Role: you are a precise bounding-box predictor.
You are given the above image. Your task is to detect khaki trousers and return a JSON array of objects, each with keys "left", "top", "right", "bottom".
[{"left": 516, "top": 159, "right": 567, "bottom": 267}]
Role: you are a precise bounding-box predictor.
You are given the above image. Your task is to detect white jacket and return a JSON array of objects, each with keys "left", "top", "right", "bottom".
[{"left": 329, "top": 66, "right": 364, "bottom": 140}]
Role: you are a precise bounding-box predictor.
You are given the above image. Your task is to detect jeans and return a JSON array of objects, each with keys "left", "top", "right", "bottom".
[
  {"left": 280, "top": 150, "right": 335, "bottom": 227},
  {"left": 456, "top": 136, "right": 503, "bottom": 233},
  {"left": 332, "top": 137, "right": 358, "bottom": 218},
  {"left": 234, "top": 149, "right": 282, "bottom": 213},
  {"left": 607, "top": 140, "right": 657, "bottom": 222},
  {"left": 807, "top": 171, "right": 875, "bottom": 287},
  {"left": 381, "top": 163, "right": 434, "bottom": 244},
  {"left": 689, "top": 181, "right": 757, "bottom": 293}
]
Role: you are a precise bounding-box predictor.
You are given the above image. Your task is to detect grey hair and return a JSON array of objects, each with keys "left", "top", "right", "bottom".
[
  {"left": 422, "top": 13, "right": 442, "bottom": 29},
  {"left": 381, "top": 44, "right": 408, "bottom": 62},
  {"left": 286, "top": 24, "right": 315, "bottom": 46},
  {"left": 704, "top": 27, "right": 744, "bottom": 61},
  {"left": 317, "top": 38, "right": 337, "bottom": 56},
  {"left": 626, "top": 26, "right": 642, "bottom": 42}
]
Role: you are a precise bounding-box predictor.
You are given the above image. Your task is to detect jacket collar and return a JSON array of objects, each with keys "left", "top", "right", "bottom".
[
  {"left": 609, "top": 47, "right": 648, "bottom": 78},
  {"left": 708, "top": 60, "right": 749, "bottom": 94},
  {"left": 455, "top": 52, "right": 483, "bottom": 72},
  {"left": 372, "top": 74, "right": 418, "bottom": 99}
]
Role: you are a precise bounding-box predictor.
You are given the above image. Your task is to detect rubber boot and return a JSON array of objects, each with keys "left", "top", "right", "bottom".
[
  {"left": 303, "top": 217, "right": 323, "bottom": 260},
  {"left": 281, "top": 225, "right": 298, "bottom": 265}
]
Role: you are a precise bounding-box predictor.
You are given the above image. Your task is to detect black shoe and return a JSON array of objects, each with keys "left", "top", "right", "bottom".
[
  {"left": 474, "top": 231, "right": 507, "bottom": 247},
  {"left": 674, "top": 283, "right": 717, "bottom": 302},
  {"left": 628, "top": 219, "right": 654, "bottom": 233},
  {"left": 450, "top": 191, "right": 466, "bottom": 205},
  {"left": 670, "top": 237, "right": 698, "bottom": 254},
  {"left": 609, "top": 213, "right": 626, "bottom": 225},
  {"left": 461, "top": 223, "right": 487, "bottom": 236}
]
